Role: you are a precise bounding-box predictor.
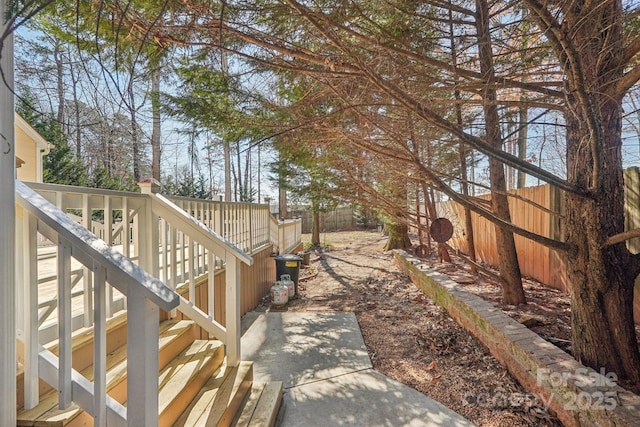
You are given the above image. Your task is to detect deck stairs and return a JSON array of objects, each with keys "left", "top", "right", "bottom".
[
  {"left": 14, "top": 181, "right": 288, "bottom": 426},
  {"left": 16, "top": 312, "right": 282, "bottom": 426}
]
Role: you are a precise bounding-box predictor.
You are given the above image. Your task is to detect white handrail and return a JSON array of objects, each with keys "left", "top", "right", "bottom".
[
  {"left": 17, "top": 182, "right": 177, "bottom": 309},
  {"left": 141, "top": 183, "right": 253, "bottom": 366},
  {"left": 23, "top": 182, "right": 269, "bottom": 355},
  {"left": 16, "top": 180, "right": 179, "bottom": 426},
  {"left": 151, "top": 193, "right": 253, "bottom": 266}
]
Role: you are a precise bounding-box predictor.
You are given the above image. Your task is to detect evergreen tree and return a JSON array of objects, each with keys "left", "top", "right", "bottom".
[{"left": 17, "top": 92, "right": 87, "bottom": 186}]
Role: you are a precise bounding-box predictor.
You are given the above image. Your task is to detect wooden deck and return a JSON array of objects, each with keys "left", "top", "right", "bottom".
[{"left": 34, "top": 242, "right": 190, "bottom": 343}]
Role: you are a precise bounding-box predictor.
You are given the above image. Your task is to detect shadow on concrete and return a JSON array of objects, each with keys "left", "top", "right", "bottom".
[{"left": 241, "top": 312, "right": 476, "bottom": 427}]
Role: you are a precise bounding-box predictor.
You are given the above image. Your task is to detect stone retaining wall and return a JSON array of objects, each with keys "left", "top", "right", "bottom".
[{"left": 394, "top": 250, "right": 640, "bottom": 427}]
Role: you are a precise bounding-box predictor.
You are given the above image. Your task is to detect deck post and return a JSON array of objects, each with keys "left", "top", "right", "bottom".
[
  {"left": 139, "top": 179, "right": 160, "bottom": 277},
  {"left": 0, "top": 2, "right": 16, "bottom": 423},
  {"left": 225, "top": 254, "right": 241, "bottom": 366},
  {"left": 126, "top": 288, "right": 160, "bottom": 426}
]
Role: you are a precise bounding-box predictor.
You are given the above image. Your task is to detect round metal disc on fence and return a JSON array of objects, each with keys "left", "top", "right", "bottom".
[{"left": 429, "top": 218, "right": 454, "bottom": 243}]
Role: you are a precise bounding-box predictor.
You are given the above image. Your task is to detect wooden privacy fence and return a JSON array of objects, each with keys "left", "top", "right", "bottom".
[
  {"left": 290, "top": 206, "right": 357, "bottom": 233},
  {"left": 437, "top": 184, "right": 568, "bottom": 291},
  {"left": 436, "top": 167, "right": 640, "bottom": 294}
]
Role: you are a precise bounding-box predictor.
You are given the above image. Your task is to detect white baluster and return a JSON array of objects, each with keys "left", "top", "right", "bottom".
[
  {"left": 104, "top": 196, "right": 113, "bottom": 317},
  {"left": 160, "top": 219, "right": 168, "bottom": 283},
  {"left": 181, "top": 230, "right": 187, "bottom": 284},
  {"left": 94, "top": 263, "right": 107, "bottom": 427},
  {"left": 189, "top": 235, "right": 195, "bottom": 304},
  {"left": 248, "top": 204, "right": 254, "bottom": 252},
  {"left": 122, "top": 197, "right": 130, "bottom": 258},
  {"left": 208, "top": 252, "right": 215, "bottom": 320},
  {"left": 57, "top": 237, "right": 72, "bottom": 408},
  {"left": 23, "top": 213, "right": 39, "bottom": 409},
  {"left": 82, "top": 193, "right": 93, "bottom": 327},
  {"left": 171, "top": 225, "right": 178, "bottom": 288}
]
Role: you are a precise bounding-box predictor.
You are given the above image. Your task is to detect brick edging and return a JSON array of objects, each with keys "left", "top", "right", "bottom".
[{"left": 394, "top": 250, "right": 640, "bottom": 427}]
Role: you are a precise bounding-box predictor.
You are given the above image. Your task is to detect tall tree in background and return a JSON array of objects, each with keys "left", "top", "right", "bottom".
[
  {"left": 475, "top": 0, "right": 524, "bottom": 303},
  {"left": 164, "top": 50, "right": 263, "bottom": 201}
]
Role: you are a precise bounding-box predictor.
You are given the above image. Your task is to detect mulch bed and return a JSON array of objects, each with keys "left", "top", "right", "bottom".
[{"left": 258, "top": 231, "right": 573, "bottom": 426}]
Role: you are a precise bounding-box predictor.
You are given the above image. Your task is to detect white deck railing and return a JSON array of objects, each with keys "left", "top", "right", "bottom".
[
  {"left": 14, "top": 180, "right": 301, "bottom": 425},
  {"left": 16, "top": 181, "right": 179, "bottom": 427},
  {"left": 271, "top": 215, "right": 303, "bottom": 254},
  {"left": 15, "top": 179, "right": 272, "bottom": 425},
  {"left": 139, "top": 180, "right": 253, "bottom": 365},
  {"left": 25, "top": 182, "right": 264, "bottom": 346}
]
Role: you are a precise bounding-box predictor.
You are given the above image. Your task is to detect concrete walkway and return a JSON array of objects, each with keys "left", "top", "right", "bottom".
[{"left": 241, "top": 311, "right": 476, "bottom": 426}]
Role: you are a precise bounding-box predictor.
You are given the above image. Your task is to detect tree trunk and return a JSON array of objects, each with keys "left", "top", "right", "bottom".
[
  {"left": 476, "top": 0, "right": 525, "bottom": 304},
  {"left": 257, "top": 145, "right": 261, "bottom": 202},
  {"left": 558, "top": 1, "right": 640, "bottom": 386},
  {"left": 54, "top": 43, "right": 64, "bottom": 128},
  {"left": 71, "top": 63, "right": 81, "bottom": 160},
  {"left": 565, "top": 102, "right": 640, "bottom": 387},
  {"left": 243, "top": 144, "right": 251, "bottom": 201},
  {"left": 383, "top": 178, "right": 412, "bottom": 251},
  {"left": 454, "top": 89, "right": 477, "bottom": 270},
  {"left": 150, "top": 68, "right": 162, "bottom": 181},
  {"left": 516, "top": 106, "right": 528, "bottom": 189},
  {"left": 278, "top": 155, "right": 287, "bottom": 220},
  {"left": 127, "top": 77, "right": 140, "bottom": 183},
  {"left": 279, "top": 185, "right": 287, "bottom": 220},
  {"left": 311, "top": 203, "right": 321, "bottom": 246},
  {"left": 448, "top": 4, "right": 477, "bottom": 271},
  {"left": 236, "top": 140, "right": 243, "bottom": 200},
  {"left": 223, "top": 141, "right": 231, "bottom": 201},
  {"left": 382, "top": 221, "right": 412, "bottom": 251}
]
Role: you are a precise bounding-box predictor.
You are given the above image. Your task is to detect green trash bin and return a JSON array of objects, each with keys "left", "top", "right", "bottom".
[{"left": 275, "top": 254, "right": 302, "bottom": 296}]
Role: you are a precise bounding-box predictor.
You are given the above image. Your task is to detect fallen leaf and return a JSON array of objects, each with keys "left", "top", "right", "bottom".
[
  {"left": 431, "top": 373, "right": 442, "bottom": 382},
  {"left": 426, "top": 360, "right": 437, "bottom": 371}
]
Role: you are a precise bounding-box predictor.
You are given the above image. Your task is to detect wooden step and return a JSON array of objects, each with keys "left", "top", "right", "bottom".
[
  {"left": 233, "top": 382, "right": 283, "bottom": 427},
  {"left": 17, "top": 319, "right": 197, "bottom": 426},
  {"left": 174, "top": 361, "right": 254, "bottom": 427},
  {"left": 157, "top": 339, "right": 225, "bottom": 427}
]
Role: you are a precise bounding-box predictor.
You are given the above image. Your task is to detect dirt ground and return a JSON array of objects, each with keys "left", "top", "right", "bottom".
[{"left": 256, "top": 230, "right": 564, "bottom": 426}]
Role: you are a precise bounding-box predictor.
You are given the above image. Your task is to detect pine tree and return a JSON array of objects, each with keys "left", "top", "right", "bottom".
[{"left": 17, "top": 92, "right": 87, "bottom": 186}]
